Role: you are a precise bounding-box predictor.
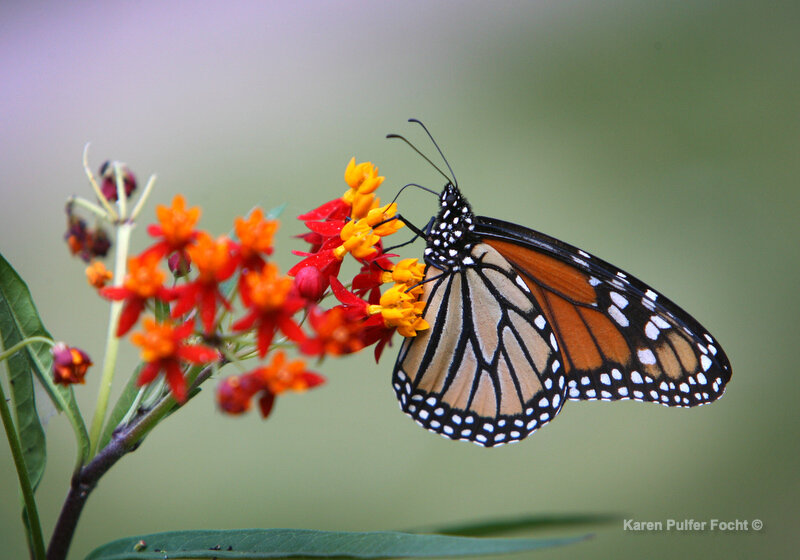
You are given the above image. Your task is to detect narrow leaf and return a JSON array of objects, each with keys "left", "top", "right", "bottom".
[
  {"left": 86, "top": 528, "right": 588, "bottom": 560},
  {"left": 3, "top": 347, "right": 46, "bottom": 490},
  {"left": 427, "top": 513, "right": 620, "bottom": 537},
  {"left": 0, "top": 253, "right": 90, "bottom": 466}
]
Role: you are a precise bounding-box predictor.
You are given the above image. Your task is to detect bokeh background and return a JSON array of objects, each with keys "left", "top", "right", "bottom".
[{"left": 1, "top": 1, "right": 797, "bottom": 558}]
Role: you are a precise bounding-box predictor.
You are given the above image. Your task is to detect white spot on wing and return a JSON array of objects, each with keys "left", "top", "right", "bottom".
[
  {"left": 610, "top": 292, "right": 628, "bottom": 308},
  {"left": 637, "top": 348, "right": 656, "bottom": 365},
  {"left": 609, "top": 304, "right": 629, "bottom": 327}
]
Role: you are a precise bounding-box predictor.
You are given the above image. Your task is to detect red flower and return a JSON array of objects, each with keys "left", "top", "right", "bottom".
[{"left": 131, "top": 318, "right": 219, "bottom": 402}]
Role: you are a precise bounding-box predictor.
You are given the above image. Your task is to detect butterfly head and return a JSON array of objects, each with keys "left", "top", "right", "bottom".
[{"left": 424, "top": 183, "right": 477, "bottom": 270}]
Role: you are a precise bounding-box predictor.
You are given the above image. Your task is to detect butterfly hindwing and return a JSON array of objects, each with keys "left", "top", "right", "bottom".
[{"left": 393, "top": 243, "right": 567, "bottom": 447}]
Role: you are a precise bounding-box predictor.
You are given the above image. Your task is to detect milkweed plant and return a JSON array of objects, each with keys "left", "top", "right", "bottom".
[{"left": 0, "top": 148, "right": 598, "bottom": 559}]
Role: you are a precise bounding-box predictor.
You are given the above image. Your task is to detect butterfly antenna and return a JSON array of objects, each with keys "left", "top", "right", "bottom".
[
  {"left": 408, "top": 118, "right": 458, "bottom": 187},
  {"left": 389, "top": 182, "right": 439, "bottom": 206},
  {"left": 386, "top": 132, "right": 454, "bottom": 186}
]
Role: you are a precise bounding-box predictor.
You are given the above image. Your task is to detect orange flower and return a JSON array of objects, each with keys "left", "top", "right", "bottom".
[
  {"left": 332, "top": 220, "right": 380, "bottom": 260},
  {"left": 131, "top": 318, "right": 218, "bottom": 401},
  {"left": 100, "top": 253, "right": 173, "bottom": 336},
  {"left": 343, "top": 158, "right": 384, "bottom": 200},
  {"left": 367, "top": 285, "right": 429, "bottom": 337},
  {"left": 381, "top": 258, "right": 425, "bottom": 288},
  {"left": 363, "top": 202, "right": 403, "bottom": 237},
  {"left": 300, "top": 306, "right": 367, "bottom": 356},
  {"left": 144, "top": 194, "right": 201, "bottom": 258},
  {"left": 186, "top": 233, "right": 236, "bottom": 282},
  {"left": 343, "top": 158, "right": 386, "bottom": 221},
  {"left": 52, "top": 343, "right": 92, "bottom": 385},
  {"left": 170, "top": 232, "right": 237, "bottom": 333},
  {"left": 233, "top": 263, "right": 305, "bottom": 357},
  {"left": 216, "top": 351, "right": 324, "bottom": 419},
  {"left": 234, "top": 208, "right": 278, "bottom": 270},
  {"left": 254, "top": 351, "right": 323, "bottom": 395},
  {"left": 350, "top": 192, "right": 381, "bottom": 221},
  {"left": 86, "top": 260, "right": 112, "bottom": 289}
]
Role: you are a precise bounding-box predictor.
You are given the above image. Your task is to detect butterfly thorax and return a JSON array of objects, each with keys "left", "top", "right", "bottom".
[{"left": 424, "top": 183, "right": 478, "bottom": 271}]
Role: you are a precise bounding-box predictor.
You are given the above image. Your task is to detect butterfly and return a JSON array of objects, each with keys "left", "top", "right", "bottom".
[{"left": 390, "top": 121, "right": 732, "bottom": 447}]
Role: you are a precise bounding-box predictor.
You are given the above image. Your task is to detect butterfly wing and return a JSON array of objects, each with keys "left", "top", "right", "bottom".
[
  {"left": 475, "top": 216, "right": 732, "bottom": 408},
  {"left": 393, "top": 243, "right": 566, "bottom": 447}
]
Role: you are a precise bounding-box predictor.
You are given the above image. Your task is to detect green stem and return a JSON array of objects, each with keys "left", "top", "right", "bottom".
[
  {"left": 0, "top": 378, "right": 46, "bottom": 560},
  {"left": 47, "top": 361, "right": 223, "bottom": 560},
  {"left": 0, "top": 336, "right": 54, "bottom": 363},
  {"left": 88, "top": 222, "right": 133, "bottom": 457}
]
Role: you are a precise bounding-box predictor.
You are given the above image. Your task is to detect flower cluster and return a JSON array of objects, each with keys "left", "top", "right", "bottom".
[
  {"left": 66, "top": 157, "right": 428, "bottom": 419},
  {"left": 290, "top": 158, "right": 429, "bottom": 361}
]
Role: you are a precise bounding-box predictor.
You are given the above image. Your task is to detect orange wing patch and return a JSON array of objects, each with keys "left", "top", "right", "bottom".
[
  {"left": 485, "top": 239, "right": 596, "bottom": 304},
  {"left": 485, "top": 238, "right": 633, "bottom": 374}
]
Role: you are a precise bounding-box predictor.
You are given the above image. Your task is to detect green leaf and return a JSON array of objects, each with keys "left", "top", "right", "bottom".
[
  {"left": 0, "top": 253, "right": 90, "bottom": 467},
  {"left": 265, "top": 202, "right": 287, "bottom": 220},
  {"left": 3, "top": 344, "right": 46, "bottom": 490},
  {"left": 86, "top": 529, "right": 588, "bottom": 560},
  {"left": 97, "top": 364, "right": 144, "bottom": 450},
  {"left": 427, "top": 513, "right": 620, "bottom": 537}
]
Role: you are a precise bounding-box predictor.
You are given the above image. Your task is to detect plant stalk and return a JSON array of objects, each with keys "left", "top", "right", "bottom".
[
  {"left": 47, "top": 362, "right": 220, "bottom": 560},
  {"left": 0, "top": 378, "right": 46, "bottom": 560},
  {"left": 87, "top": 222, "right": 133, "bottom": 457}
]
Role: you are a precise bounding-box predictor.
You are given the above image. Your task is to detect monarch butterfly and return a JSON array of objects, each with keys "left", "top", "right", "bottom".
[{"left": 390, "top": 121, "right": 732, "bottom": 447}]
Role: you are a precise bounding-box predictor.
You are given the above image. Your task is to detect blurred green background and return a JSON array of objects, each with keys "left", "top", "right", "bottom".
[{"left": 1, "top": 1, "right": 797, "bottom": 558}]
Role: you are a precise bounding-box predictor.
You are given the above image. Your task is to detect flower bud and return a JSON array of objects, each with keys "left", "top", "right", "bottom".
[
  {"left": 52, "top": 342, "right": 92, "bottom": 385},
  {"left": 99, "top": 160, "right": 137, "bottom": 201},
  {"left": 293, "top": 265, "right": 326, "bottom": 302}
]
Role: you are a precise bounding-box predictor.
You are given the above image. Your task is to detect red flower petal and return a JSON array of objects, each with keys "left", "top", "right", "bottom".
[
  {"left": 164, "top": 360, "right": 187, "bottom": 402},
  {"left": 232, "top": 310, "right": 258, "bottom": 332},
  {"left": 277, "top": 316, "right": 305, "bottom": 343},
  {"left": 302, "top": 372, "right": 326, "bottom": 388},
  {"left": 304, "top": 220, "right": 344, "bottom": 236},
  {"left": 257, "top": 391, "right": 276, "bottom": 418},
  {"left": 329, "top": 277, "right": 367, "bottom": 310},
  {"left": 177, "top": 344, "right": 219, "bottom": 364},
  {"left": 297, "top": 198, "right": 348, "bottom": 221},
  {"left": 255, "top": 321, "right": 277, "bottom": 358},
  {"left": 117, "top": 298, "right": 145, "bottom": 337},
  {"left": 137, "top": 361, "right": 162, "bottom": 386}
]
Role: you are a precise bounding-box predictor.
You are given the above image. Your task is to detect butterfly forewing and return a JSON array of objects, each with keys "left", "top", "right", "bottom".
[
  {"left": 476, "top": 217, "right": 732, "bottom": 409},
  {"left": 393, "top": 243, "right": 567, "bottom": 447}
]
